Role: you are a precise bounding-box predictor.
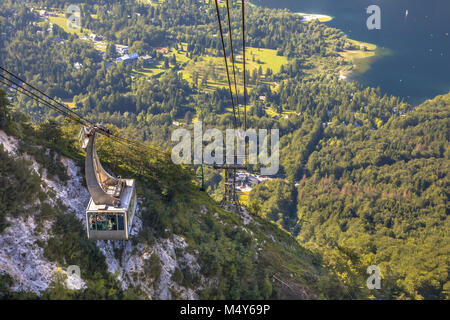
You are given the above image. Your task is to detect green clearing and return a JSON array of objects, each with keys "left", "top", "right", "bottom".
[
  {"left": 265, "top": 106, "right": 297, "bottom": 119},
  {"left": 133, "top": 65, "right": 166, "bottom": 78},
  {"left": 181, "top": 46, "right": 288, "bottom": 92},
  {"left": 131, "top": 43, "right": 289, "bottom": 95},
  {"left": 93, "top": 42, "right": 107, "bottom": 52},
  {"left": 130, "top": 42, "right": 293, "bottom": 120},
  {"left": 238, "top": 190, "right": 250, "bottom": 206},
  {"left": 62, "top": 100, "right": 76, "bottom": 109},
  {"left": 47, "top": 14, "right": 92, "bottom": 36}
]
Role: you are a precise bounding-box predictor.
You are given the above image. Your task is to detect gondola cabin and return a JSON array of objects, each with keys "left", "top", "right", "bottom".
[
  {"left": 86, "top": 179, "right": 136, "bottom": 240},
  {"left": 79, "top": 125, "right": 137, "bottom": 240}
]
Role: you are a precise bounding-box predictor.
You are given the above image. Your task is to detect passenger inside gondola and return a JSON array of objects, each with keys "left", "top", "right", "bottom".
[
  {"left": 107, "top": 214, "right": 117, "bottom": 230},
  {"left": 89, "top": 213, "right": 125, "bottom": 231},
  {"left": 90, "top": 215, "right": 96, "bottom": 230}
]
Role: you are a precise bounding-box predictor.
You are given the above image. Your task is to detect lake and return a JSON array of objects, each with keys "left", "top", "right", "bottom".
[{"left": 254, "top": 0, "right": 450, "bottom": 105}]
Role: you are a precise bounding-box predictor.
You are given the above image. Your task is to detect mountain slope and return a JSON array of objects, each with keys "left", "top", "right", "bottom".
[
  {"left": 0, "top": 89, "right": 346, "bottom": 300},
  {"left": 249, "top": 92, "right": 450, "bottom": 299}
]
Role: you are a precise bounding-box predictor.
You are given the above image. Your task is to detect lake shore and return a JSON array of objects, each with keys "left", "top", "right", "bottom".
[
  {"left": 340, "top": 38, "right": 377, "bottom": 75},
  {"left": 339, "top": 38, "right": 392, "bottom": 81},
  {"left": 296, "top": 12, "right": 333, "bottom": 23},
  {"left": 247, "top": 2, "right": 382, "bottom": 81}
]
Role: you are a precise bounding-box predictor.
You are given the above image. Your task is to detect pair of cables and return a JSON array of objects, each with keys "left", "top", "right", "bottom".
[
  {"left": 213, "top": 0, "right": 248, "bottom": 131},
  {"left": 0, "top": 66, "right": 170, "bottom": 160}
]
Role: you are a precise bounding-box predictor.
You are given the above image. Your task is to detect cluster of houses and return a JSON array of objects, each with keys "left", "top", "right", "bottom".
[
  {"left": 233, "top": 172, "right": 275, "bottom": 192},
  {"left": 116, "top": 53, "right": 153, "bottom": 65},
  {"left": 115, "top": 45, "right": 129, "bottom": 56},
  {"left": 38, "top": 9, "right": 58, "bottom": 17},
  {"left": 112, "top": 45, "right": 153, "bottom": 65},
  {"left": 78, "top": 35, "right": 154, "bottom": 69},
  {"left": 117, "top": 53, "right": 139, "bottom": 64},
  {"left": 35, "top": 8, "right": 156, "bottom": 73},
  {"left": 89, "top": 34, "right": 104, "bottom": 41}
]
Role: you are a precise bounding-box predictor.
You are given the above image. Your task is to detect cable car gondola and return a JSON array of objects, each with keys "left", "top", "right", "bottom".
[
  {"left": 0, "top": 67, "right": 144, "bottom": 240},
  {"left": 79, "top": 125, "right": 137, "bottom": 240}
]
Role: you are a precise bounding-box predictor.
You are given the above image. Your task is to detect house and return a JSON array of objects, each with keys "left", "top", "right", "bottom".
[
  {"left": 74, "top": 62, "right": 83, "bottom": 70},
  {"left": 259, "top": 96, "right": 266, "bottom": 101},
  {"left": 234, "top": 173, "right": 261, "bottom": 191},
  {"left": 89, "top": 34, "right": 102, "bottom": 41},
  {"left": 117, "top": 53, "right": 139, "bottom": 64},
  {"left": 321, "top": 122, "right": 333, "bottom": 129},
  {"left": 156, "top": 47, "right": 169, "bottom": 54},
  {"left": 172, "top": 121, "right": 180, "bottom": 127},
  {"left": 116, "top": 45, "right": 129, "bottom": 56},
  {"left": 141, "top": 55, "right": 154, "bottom": 65}
]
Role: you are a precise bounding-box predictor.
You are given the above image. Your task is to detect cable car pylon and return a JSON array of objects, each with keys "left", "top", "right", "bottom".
[
  {"left": 212, "top": 0, "right": 249, "bottom": 214},
  {"left": 213, "top": 157, "right": 247, "bottom": 213}
]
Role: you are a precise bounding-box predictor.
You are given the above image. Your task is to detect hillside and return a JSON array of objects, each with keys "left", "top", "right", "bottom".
[
  {"left": 249, "top": 92, "right": 450, "bottom": 300},
  {"left": 0, "top": 91, "right": 348, "bottom": 299},
  {"left": 0, "top": 0, "right": 448, "bottom": 301}
]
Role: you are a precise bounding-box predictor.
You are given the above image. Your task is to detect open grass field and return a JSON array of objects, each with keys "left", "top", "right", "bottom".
[
  {"left": 180, "top": 46, "right": 288, "bottom": 92},
  {"left": 62, "top": 100, "right": 76, "bottom": 109},
  {"left": 224, "top": 105, "right": 297, "bottom": 119},
  {"left": 46, "top": 13, "right": 108, "bottom": 52},
  {"left": 93, "top": 42, "right": 107, "bottom": 52},
  {"left": 265, "top": 106, "right": 297, "bottom": 118},
  {"left": 133, "top": 65, "right": 166, "bottom": 78},
  {"left": 246, "top": 47, "right": 289, "bottom": 74},
  {"left": 238, "top": 190, "right": 250, "bottom": 206},
  {"left": 47, "top": 14, "right": 92, "bottom": 36},
  {"left": 129, "top": 42, "right": 292, "bottom": 119},
  {"left": 131, "top": 42, "right": 289, "bottom": 96}
]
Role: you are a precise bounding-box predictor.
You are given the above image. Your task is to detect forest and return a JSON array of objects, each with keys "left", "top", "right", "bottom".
[
  {"left": 250, "top": 93, "right": 449, "bottom": 299},
  {"left": 0, "top": 88, "right": 350, "bottom": 300}
]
